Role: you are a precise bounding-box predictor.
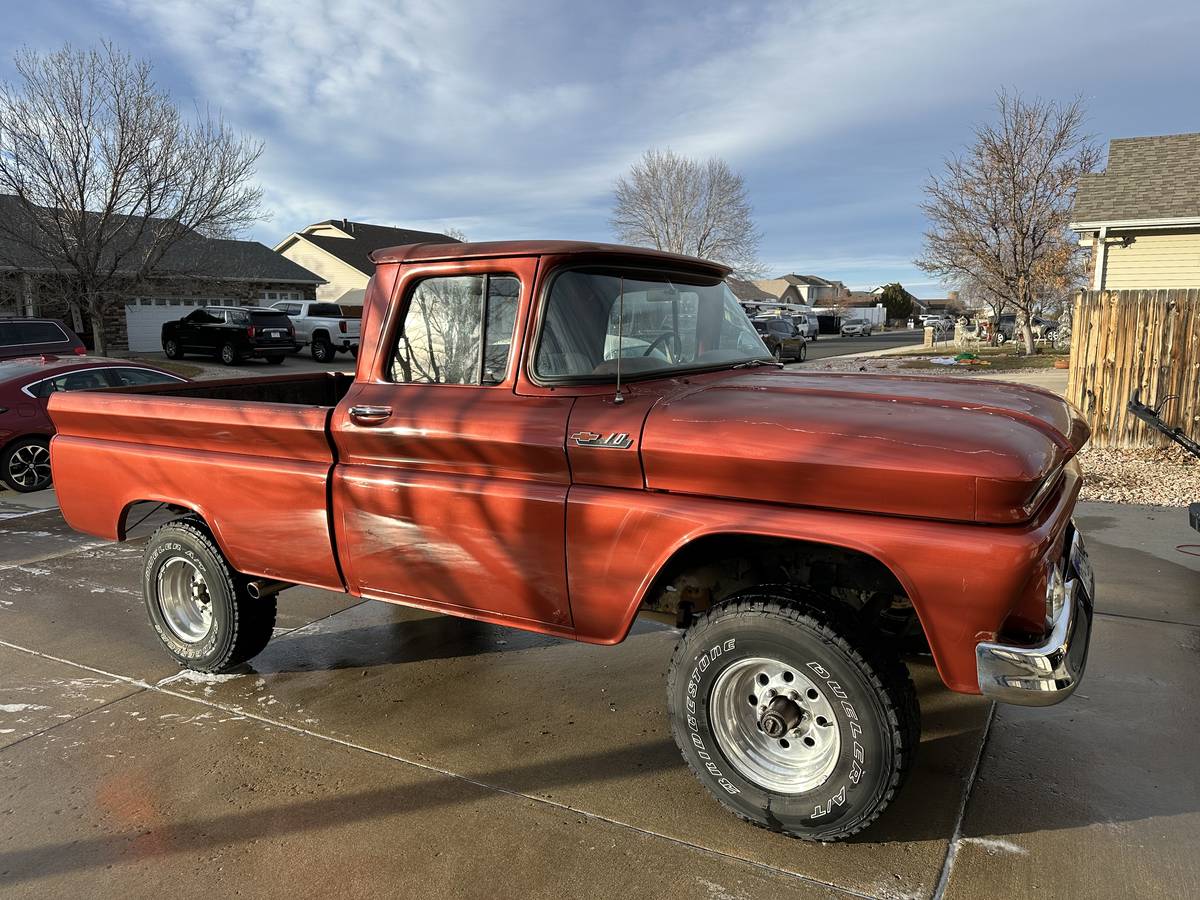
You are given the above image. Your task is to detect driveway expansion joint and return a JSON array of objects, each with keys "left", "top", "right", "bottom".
[{"left": 931, "top": 702, "right": 996, "bottom": 900}]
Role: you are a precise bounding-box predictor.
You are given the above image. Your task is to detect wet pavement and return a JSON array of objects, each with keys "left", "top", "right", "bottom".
[{"left": 0, "top": 493, "right": 1197, "bottom": 898}]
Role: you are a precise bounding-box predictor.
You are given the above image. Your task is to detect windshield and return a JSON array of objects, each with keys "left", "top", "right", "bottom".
[{"left": 534, "top": 269, "right": 771, "bottom": 381}]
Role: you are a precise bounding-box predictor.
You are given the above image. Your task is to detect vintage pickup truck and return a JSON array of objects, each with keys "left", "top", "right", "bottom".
[{"left": 48, "top": 240, "right": 1095, "bottom": 841}]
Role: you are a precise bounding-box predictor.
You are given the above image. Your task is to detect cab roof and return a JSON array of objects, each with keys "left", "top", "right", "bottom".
[{"left": 368, "top": 240, "right": 731, "bottom": 277}]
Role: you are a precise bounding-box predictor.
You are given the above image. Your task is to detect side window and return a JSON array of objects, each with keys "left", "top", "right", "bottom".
[
  {"left": 389, "top": 274, "right": 519, "bottom": 385},
  {"left": 105, "top": 368, "right": 180, "bottom": 387}
]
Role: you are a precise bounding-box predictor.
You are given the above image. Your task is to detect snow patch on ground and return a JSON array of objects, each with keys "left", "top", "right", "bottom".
[
  {"left": 157, "top": 670, "right": 243, "bottom": 688},
  {"left": 0, "top": 703, "right": 50, "bottom": 713},
  {"left": 961, "top": 836, "right": 1029, "bottom": 856}
]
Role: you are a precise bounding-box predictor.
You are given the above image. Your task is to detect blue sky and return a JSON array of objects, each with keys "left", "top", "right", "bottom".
[{"left": 3, "top": 0, "right": 1199, "bottom": 298}]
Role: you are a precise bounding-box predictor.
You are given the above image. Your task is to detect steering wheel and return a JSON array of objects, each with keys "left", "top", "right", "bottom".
[{"left": 642, "top": 331, "right": 680, "bottom": 361}]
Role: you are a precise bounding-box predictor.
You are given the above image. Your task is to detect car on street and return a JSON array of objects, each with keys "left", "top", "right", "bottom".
[
  {"left": 0, "top": 355, "right": 185, "bottom": 492},
  {"left": 0, "top": 317, "right": 87, "bottom": 360},
  {"left": 49, "top": 240, "right": 1094, "bottom": 842},
  {"left": 270, "top": 300, "right": 362, "bottom": 362},
  {"left": 839, "top": 317, "right": 873, "bottom": 337},
  {"left": 752, "top": 316, "right": 807, "bottom": 361},
  {"left": 992, "top": 313, "right": 1059, "bottom": 342},
  {"left": 162, "top": 306, "right": 297, "bottom": 365}
]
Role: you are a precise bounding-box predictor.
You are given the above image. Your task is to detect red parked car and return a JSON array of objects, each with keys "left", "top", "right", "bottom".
[{"left": 0, "top": 355, "right": 186, "bottom": 492}]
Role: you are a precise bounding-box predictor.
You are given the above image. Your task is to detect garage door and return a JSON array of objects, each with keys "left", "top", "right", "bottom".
[{"left": 124, "top": 298, "right": 222, "bottom": 352}]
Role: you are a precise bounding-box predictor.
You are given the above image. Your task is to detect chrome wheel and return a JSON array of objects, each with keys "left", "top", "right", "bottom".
[
  {"left": 710, "top": 656, "right": 841, "bottom": 794},
  {"left": 220, "top": 343, "right": 236, "bottom": 365},
  {"left": 7, "top": 442, "right": 51, "bottom": 490},
  {"left": 156, "top": 556, "right": 214, "bottom": 643}
]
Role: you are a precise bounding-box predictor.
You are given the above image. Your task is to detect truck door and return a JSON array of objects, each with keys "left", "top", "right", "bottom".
[{"left": 330, "top": 258, "right": 576, "bottom": 631}]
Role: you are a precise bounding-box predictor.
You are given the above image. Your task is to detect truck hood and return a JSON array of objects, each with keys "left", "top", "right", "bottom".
[{"left": 640, "top": 370, "right": 1089, "bottom": 524}]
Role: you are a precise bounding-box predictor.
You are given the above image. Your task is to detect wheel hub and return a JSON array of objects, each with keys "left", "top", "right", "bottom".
[
  {"left": 8, "top": 444, "right": 50, "bottom": 489},
  {"left": 760, "top": 696, "right": 805, "bottom": 738},
  {"left": 157, "top": 556, "right": 214, "bottom": 643},
  {"left": 709, "top": 656, "right": 841, "bottom": 794}
]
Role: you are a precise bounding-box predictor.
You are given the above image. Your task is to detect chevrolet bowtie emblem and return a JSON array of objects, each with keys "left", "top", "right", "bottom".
[{"left": 570, "top": 431, "right": 633, "bottom": 450}]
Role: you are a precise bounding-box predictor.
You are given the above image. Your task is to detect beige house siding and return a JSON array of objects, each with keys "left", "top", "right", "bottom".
[
  {"left": 278, "top": 237, "right": 368, "bottom": 300},
  {"left": 1100, "top": 228, "right": 1200, "bottom": 289}
]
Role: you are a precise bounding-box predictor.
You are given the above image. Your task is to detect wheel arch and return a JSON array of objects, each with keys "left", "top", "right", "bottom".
[{"left": 632, "top": 530, "right": 930, "bottom": 648}]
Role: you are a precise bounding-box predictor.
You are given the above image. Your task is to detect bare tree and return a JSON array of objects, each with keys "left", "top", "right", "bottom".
[
  {"left": 611, "top": 148, "right": 762, "bottom": 277},
  {"left": 916, "top": 91, "right": 1099, "bottom": 353},
  {"left": 0, "top": 42, "right": 264, "bottom": 353}
]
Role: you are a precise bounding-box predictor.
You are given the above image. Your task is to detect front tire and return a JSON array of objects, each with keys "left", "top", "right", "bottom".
[
  {"left": 163, "top": 338, "right": 183, "bottom": 360},
  {"left": 1, "top": 437, "right": 52, "bottom": 492},
  {"left": 143, "top": 520, "right": 276, "bottom": 672},
  {"left": 666, "top": 592, "right": 918, "bottom": 842},
  {"left": 798, "top": 342, "right": 807, "bottom": 362}
]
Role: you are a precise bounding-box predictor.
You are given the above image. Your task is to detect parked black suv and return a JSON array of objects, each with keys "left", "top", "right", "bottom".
[
  {"left": 0, "top": 318, "right": 87, "bottom": 361},
  {"left": 162, "top": 306, "right": 297, "bottom": 365},
  {"left": 752, "top": 316, "right": 808, "bottom": 362}
]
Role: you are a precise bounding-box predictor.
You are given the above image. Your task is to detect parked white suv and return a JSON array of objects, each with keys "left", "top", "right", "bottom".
[{"left": 271, "top": 301, "right": 361, "bottom": 362}]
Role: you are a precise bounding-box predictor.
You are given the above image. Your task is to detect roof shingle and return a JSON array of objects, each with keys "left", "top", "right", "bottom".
[
  {"left": 302, "top": 220, "right": 461, "bottom": 274},
  {"left": 1072, "top": 133, "right": 1200, "bottom": 223}
]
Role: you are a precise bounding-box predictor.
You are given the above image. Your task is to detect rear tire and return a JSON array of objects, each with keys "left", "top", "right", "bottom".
[
  {"left": 666, "top": 590, "right": 918, "bottom": 842},
  {"left": 266, "top": 354, "right": 286, "bottom": 365},
  {"left": 1, "top": 436, "right": 53, "bottom": 492},
  {"left": 143, "top": 520, "right": 276, "bottom": 672},
  {"left": 219, "top": 342, "right": 240, "bottom": 365}
]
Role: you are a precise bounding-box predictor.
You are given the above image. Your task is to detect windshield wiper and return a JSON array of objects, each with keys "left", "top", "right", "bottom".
[{"left": 729, "top": 358, "right": 783, "bottom": 370}]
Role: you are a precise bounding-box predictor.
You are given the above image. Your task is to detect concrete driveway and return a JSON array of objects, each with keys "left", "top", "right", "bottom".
[{"left": 0, "top": 495, "right": 1197, "bottom": 899}]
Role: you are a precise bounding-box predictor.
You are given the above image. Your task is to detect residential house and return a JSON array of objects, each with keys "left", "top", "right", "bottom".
[
  {"left": 753, "top": 274, "right": 849, "bottom": 306},
  {"left": 1071, "top": 132, "right": 1200, "bottom": 290},
  {"left": 0, "top": 194, "right": 324, "bottom": 353},
  {"left": 275, "top": 219, "right": 460, "bottom": 302}
]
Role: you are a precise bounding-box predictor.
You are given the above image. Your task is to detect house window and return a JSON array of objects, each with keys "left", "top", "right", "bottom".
[{"left": 261, "top": 290, "right": 301, "bottom": 303}]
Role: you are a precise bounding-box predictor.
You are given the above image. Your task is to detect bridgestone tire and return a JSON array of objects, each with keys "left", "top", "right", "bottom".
[
  {"left": 143, "top": 520, "right": 276, "bottom": 672},
  {"left": 666, "top": 591, "right": 918, "bottom": 841}
]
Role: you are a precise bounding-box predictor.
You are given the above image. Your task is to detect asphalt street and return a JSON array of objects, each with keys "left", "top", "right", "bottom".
[{"left": 801, "top": 329, "right": 924, "bottom": 363}]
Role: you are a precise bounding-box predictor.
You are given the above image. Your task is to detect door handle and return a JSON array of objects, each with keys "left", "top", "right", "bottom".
[{"left": 349, "top": 405, "right": 392, "bottom": 426}]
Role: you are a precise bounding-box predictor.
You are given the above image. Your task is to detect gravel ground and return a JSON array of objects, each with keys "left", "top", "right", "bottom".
[
  {"left": 793, "top": 355, "right": 992, "bottom": 375},
  {"left": 1077, "top": 445, "right": 1200, "bottom": 507}
]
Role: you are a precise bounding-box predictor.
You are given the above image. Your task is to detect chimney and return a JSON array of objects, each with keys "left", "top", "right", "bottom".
[{"left": 342, "top": 218, "right": 351, "bottom": 234}]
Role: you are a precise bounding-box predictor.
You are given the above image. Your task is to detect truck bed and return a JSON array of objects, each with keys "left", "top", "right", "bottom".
[{"left": 48, "top": 371, "right": 353, "bottom": 591}]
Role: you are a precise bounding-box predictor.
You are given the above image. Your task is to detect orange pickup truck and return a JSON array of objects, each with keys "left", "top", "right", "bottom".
[{"left": 49, "top": 240, "right": 1095, "bottom": 841}]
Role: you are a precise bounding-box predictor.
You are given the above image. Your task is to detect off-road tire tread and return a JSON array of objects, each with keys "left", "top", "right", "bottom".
[
  {"left": 148, "top": 519, "right": 277, "bottom": 672},
  {"left": 667, "top": 589, "right": 919, "bottom": 842}
]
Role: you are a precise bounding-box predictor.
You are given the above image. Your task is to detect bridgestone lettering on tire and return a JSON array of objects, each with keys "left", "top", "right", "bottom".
[
  {"left": 143, "top": 520, "right": 276, "bottom": 672},
  {"left": 666, "top": 590, "right": 918, "bottom": 841}
]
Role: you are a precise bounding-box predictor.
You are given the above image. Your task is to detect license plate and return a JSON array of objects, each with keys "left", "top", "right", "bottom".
[
  {"left": 268, "top": 330, "right": 285, "bottom": 338},
  {"left": 1070, "top": 531, "right": 1095, "bottom": 600}
]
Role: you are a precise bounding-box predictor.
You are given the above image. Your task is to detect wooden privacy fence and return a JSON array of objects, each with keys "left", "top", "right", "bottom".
[{"left": 1067, "top": 289, "right": 1200, "bottom": 449}]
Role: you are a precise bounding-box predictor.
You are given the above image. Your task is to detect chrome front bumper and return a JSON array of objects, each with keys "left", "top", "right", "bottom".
[{"left": 976, "top": 526, "right": 1095, "bottom": 707}]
